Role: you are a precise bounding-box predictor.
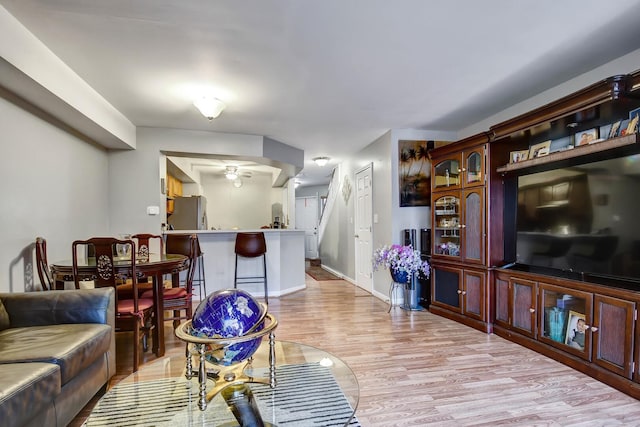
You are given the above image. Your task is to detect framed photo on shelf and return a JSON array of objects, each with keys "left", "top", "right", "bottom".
[
  {"left": 564, "top": 310, "right": 586, "bottom": 350},
  {"left": 528, "top": 140, "right": 551, "bottom": 159},
  {"left": 549, "top": 136, "right": 574, "bottom": 153},
  {"left": 509, "top": 150, "right": 529, "bottom": 163},
  {"left": 608, "top": 120, "right": 622, "bottom": 139},
  {"left": 575, "top": 128, "right": 598, "bottom": 146}
]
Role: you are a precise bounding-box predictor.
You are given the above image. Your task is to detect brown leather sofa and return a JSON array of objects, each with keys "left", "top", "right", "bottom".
[{"left": 0, "top": 288, "right": 115, "bottom": 427}]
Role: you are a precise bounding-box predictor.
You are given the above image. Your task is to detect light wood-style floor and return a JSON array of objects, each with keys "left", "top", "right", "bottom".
[{"left": 72, "top": 275, "right": 640, "bottom": 426}]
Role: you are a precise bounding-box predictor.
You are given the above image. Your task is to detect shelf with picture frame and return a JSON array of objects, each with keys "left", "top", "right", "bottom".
[{"left": 496, "top": 132, "right": 639, "bottom": 175}]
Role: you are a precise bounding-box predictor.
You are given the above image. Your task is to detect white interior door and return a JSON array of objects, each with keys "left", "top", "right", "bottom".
[
  {"left": 295, "top": 196, "right": 319, "bottom": 259},
  {"left": 355, "top": 165, "right": 373, "bottom": 293}
]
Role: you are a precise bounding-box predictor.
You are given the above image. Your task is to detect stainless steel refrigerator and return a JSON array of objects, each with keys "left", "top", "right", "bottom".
[{"left": 168, "top": 196, "right": 208, "bottom": 230}]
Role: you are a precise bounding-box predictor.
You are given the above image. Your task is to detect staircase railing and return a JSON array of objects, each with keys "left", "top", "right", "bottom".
[{"left": 317, "top": 166, "right": 339, "bottom": 244}]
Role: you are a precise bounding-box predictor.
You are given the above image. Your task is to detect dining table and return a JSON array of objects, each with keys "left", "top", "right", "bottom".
[{"left": 50, "top": 252, "right": 189, "bottom": 357}]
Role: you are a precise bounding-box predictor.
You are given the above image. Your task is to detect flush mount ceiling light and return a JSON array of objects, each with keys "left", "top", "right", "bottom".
[
  {"left": 193, "top": 96, "right": 226, "bottom": 120},
  {"left": 313, "top": 156, "right": 330, "bottom": 167},
  {"left": 225, "top": 166, "right": 238, "bottom": 180}
]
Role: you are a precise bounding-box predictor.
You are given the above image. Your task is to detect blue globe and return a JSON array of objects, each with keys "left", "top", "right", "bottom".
[{"left": 190, "top": 289, "right": 265, "bottom": 366}]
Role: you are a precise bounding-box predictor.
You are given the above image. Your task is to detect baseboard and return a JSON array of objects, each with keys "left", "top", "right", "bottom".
[{"left": 319, "top": 264, "right": 346, "bottom": 280}]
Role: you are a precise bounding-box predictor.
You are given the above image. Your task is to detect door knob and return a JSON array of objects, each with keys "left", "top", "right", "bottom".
[{"left": 354, "top": 234, "right": 359, "bottom": 238}]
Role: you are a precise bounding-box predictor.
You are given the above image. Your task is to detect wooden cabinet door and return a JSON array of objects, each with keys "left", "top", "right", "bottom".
[
  {"left": 592, "top": 295, "right": 634, "bottom": 379},
  {"left": 511, "top": 278, "right": 537, "bottom": 338},
  {"left": 463, "top": 147, "right": 485, "bottom": 188},
  {"left": 462, "top": 188, "right": 484, "bottom": 265},
  {"left": 462, "top": 269, "right": 485, "bottom": 321},
  {"left": 431, "top": 264, "right": 462, "bottom": 312},
  {"left": 494, "top": 273, "right": 510, "bottom": 328}
]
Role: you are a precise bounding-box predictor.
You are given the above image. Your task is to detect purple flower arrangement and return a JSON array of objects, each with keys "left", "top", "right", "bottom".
[{"left": 373, "top": 244, "right": 430, "bottom": 278}]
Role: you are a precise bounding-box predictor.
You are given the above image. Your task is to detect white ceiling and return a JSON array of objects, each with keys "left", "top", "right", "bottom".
[{"left": 2, "top": 0, "right": 640, "bottom": 186}]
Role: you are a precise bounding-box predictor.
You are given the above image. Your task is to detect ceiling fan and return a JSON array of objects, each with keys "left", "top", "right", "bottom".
[{"left": 223, "top": 166, "right": 253, "bottom": 180}]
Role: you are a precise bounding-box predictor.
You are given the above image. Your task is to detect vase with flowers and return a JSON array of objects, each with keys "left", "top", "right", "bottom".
[{"left": 373, "top": 244, "right": 430, "bottom": 283}]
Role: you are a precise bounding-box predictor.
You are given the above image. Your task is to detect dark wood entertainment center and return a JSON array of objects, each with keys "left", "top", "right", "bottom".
[{"left": 428, "top": 69, "right": 640, "bottom": 398}]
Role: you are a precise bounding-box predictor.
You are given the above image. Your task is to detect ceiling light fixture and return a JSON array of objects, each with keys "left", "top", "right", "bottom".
[
  {"left": 313, "top": 156, "right": 330, "bottom": 167},
  {"left": 193, "top": 96, "right": 226, "bottom": 120},
  {"left": 225, "top": 166, "right": 238, "bottom": 180},
  {"left": 233, "top": 178, "right": 243, "bottom": 188}
]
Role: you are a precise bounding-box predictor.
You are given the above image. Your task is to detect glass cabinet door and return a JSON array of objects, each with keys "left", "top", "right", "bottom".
[
  {"left": 433, "top": 158, "right": 461, "bottom": 190},
  {"left": 539, "top": 283, "right": 592, "bottom": 360},
  {"left": 465, "top": 149, "right": 484, "bottom": 187},
  {"left": 433, "top": 193, "right": 461, "bottom": 258}
]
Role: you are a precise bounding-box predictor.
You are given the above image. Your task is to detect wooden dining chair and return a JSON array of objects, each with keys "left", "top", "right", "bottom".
[
  {"left": 115, "top": 233, "right": 164, "bottom": 300},
  {"left": 143, "top": 233, "right": 197, "bottom": 329},
  {"left": 72, "top": 237, "right": 154, "bottom": 372},
  {"left": 35, "top": 236, "right": 53, "bottom": 291},
  {"left": 132, "top": 233, "right": 164, "bottom": 261}
]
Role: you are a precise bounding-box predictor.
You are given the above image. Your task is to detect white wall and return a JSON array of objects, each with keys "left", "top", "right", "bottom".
[
  {"left": 319, "top": 129, "right": 457, "bottom": 296},
  {"left": 460, "top": 48, "right": 640, "bottom": 139},
  {"left": 390, "top": 129, "right": 457, "bottom": 241},
  {"left": 0, "top": 96, "right": 109, "bottom": 292},
  {"left": 201, "top": 173, "right": 274, "bottom": 230},
  {"left": 296, "top": 184, "right": 329, "bottom": 198}
]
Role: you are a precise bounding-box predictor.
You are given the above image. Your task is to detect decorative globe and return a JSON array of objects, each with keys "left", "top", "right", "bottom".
[{"left": 190, "top": 289, "right": 265, "bottom": 366}]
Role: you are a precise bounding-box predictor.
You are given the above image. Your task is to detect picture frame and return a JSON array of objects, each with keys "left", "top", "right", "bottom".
[
  {"left": 608, "top": 120, "right": 622, "bottom": 139},
  {"left": 549, "top": 136, "right": 574, "bottom": 153},
  {"left": 399, "top": 140, "right": 438, "bottom": 207},
  {"left": 528, "top": 140, "right": 551, "bottom": 159},
  {"left": 575, "top": 128, "right": 598, "bottom": 146},
  {"left": 564, "top": 310, "right": 586, "bottom": 350},
  {"left": 509, "top": 150, "right": 529, "bottom": 163}
]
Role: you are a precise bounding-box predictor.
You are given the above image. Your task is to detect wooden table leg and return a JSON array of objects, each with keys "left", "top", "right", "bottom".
[{"left": 152, "top": 273, "right": 165, "bottom": 357}]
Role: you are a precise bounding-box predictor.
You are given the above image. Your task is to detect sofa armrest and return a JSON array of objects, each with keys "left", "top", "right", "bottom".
[{"left": 0, "top": 288, "right": 115, "bottom": 329}]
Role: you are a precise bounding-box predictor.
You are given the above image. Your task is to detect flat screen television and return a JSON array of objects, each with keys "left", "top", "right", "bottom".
[{"left": 514, "top": 153, "right": 640, "bottom": 286}]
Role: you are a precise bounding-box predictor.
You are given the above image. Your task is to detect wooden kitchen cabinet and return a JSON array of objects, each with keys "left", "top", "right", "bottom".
[{"left": 166, "top": 173, "right": 182, "bottom": 215}]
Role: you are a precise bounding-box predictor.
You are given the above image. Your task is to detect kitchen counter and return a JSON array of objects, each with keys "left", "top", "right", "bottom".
[{"left": 164, "top": 229, "right": 305, "bottom": 299}]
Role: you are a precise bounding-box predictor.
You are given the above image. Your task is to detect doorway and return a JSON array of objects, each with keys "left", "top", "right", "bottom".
[
  {"left": 355, "top": 164, "right": 373, "bottom": 293},
  {"left": 295, "top": 196, "right": 319, "bottom": 260}
]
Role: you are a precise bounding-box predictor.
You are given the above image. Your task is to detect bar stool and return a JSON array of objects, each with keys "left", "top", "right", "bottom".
[
  {"left": 191, "top": 237, "right": 207, "bottom": 300},
  {"left": 234, "top": 232, "right": 268, "bottom": 304}
]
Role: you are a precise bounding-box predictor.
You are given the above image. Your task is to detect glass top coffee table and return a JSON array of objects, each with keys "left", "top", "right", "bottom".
[{"left": 84, "top": 340, "right": 359, "bottom": 426}]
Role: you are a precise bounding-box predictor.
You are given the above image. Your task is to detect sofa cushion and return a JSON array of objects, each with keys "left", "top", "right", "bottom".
[
  {"left": 0, "top": 299, "right": 8, "bottom": 331},
  {"left": 0, "top": 362, "right": 61, "bottom": 427},
  {"left": 0, "top": 323, "right": 111, "bottom": 385}
]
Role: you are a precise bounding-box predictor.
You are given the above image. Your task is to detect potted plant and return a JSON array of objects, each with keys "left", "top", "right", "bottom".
[{"left": 373, "top": 244, "right": 430, "bottom": 283}]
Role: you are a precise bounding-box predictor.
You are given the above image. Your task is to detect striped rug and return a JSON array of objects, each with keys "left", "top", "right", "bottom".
[{"left": 85, "top": 363, "right": 360, "bottom": 426}]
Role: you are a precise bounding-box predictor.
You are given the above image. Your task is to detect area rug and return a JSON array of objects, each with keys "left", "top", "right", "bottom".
[
  {"left": 306, "top": 266, "right": 341, "bottom": 281},
  {"left": 84, "top": 363, "right": 360, "bottom": 427}
]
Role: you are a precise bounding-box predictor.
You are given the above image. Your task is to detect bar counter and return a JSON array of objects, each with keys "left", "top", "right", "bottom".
[{"left": 164, "top": 229, "right": 306, "bottom": 300}]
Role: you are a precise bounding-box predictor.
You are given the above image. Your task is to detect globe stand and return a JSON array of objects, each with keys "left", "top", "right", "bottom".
[{"left": 175, "top": 313, "right": 278, "bottom": 411}]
